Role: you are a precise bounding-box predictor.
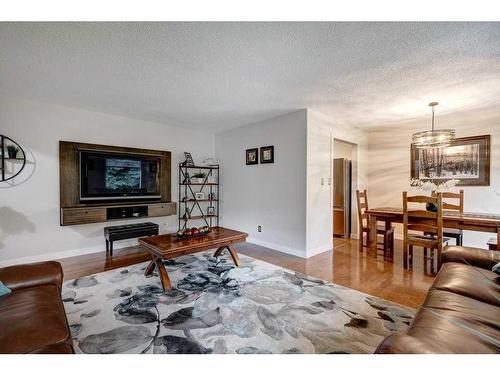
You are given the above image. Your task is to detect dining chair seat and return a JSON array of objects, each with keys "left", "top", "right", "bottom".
[
  {"left": 362, "top": 225, "right": 395, "bottom": 235},
  {"left": 408, "top": 234, "right": 451, "bottom": 245},
  {"left": 443, "top": 228, "right": 463, "bottom": 246},
  {"left": 442, "top": 228, "right": 462, "bottom": 234}
]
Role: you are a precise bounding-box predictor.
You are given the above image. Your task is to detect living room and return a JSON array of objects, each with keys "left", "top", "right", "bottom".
[{"left": 1, "top": 1, "right": 499, "bottom": 373}]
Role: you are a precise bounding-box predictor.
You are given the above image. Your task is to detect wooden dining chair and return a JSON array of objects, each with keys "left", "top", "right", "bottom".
[
  {"left": 403, "top": 192, "right": 449, "bottom": 273},
  {"left": 432, "top": 190, "right": 464, "bottom": 246},
  {"left": 356, "top": 190, "right": 394, "bottom": 261}
]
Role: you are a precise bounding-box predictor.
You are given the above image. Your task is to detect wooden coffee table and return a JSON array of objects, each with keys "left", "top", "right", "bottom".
[{"left": 139, "top": 226, "right": 248, "bottom": 291}]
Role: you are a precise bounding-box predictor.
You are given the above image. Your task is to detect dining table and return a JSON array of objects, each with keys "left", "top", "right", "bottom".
[{"left": 365, "top": 207, "right": 500, "bottom": 254}]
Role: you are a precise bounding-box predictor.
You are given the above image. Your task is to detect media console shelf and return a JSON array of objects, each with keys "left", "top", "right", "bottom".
[
  {"left": 59, "top": 141, "right": 176, "bottom": 226},
  {"left": 60, "top": 202, "right": 176, "bottom": 226}
]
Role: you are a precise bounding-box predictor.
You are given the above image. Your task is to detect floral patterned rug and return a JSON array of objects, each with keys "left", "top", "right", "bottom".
[{"left": 62, "top": 251, "right": 413, "bottom": 354}]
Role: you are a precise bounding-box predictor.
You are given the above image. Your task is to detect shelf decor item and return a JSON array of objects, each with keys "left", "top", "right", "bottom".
[
  {"left": 194, "top": 192, "right": 205, "bottom": 200},
  {"left": 178, "top": 162, "right": 219, "bottom": 230},
  {"left": 183, "top": 152, "right": 195, "bottom": 166},
  {"left": 191, "top": 172, "right": 207, "bottom": 184},
  {"left": 260, "top": 145, "right": 274, "bottom": 164},
  {"left": 6, "top": 144, "right": 19, "bottom": 159},
  {"left": 246, "top": 148, "right": 258, "bottom": 165},
  {"left": 207, "top": 206, "right": 215, "bottom": 216}
]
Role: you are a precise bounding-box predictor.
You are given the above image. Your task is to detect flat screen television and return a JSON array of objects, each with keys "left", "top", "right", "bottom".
[{"left": 79, "top": 151, "right": 161, "bottom": 201}]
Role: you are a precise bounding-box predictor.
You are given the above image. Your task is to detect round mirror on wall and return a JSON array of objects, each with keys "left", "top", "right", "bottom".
[{"left": 0, "top": 134, "right": 34, "bottom": 186}]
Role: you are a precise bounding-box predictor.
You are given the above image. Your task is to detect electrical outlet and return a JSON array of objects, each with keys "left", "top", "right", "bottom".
[{"left": 258, "top": 225, "right": 262, "bottom": 232}]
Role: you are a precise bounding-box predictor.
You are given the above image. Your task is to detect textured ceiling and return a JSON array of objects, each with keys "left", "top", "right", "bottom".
[{"left": 1, "top": 22, "right": 499, "bottom": 131}]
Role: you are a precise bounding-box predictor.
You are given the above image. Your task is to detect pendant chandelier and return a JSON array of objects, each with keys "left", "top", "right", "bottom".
[{"left": 412, "top": 102, "right": 455, "bottom": 148}]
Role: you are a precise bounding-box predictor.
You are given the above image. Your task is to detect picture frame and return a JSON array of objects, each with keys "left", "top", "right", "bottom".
[
  {"left": 410, "top": 135, "right": 490, "bottom": 186},
  {"left": 260, "top": 145, "right": 274, "bottom": 164},
  {"left": 246, "top": 148, "right": 258, "bottom": 165},
  {"left": 207, "top": 206, "right": 215, "bottom": 216},
  {"left": 194, "top": 192, "right": 205, "bottom": 200},
  {"left": 184, "top": 152, "right": 195, "bottom": 166}
]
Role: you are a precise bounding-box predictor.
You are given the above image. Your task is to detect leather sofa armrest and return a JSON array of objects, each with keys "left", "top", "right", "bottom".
[
  {"left": 441, "top": 245, "right": 500, "bottom": 270},
  {"left": 0, "top": 261, "right": 63, "bottom": 291},
  {"left": 375, "top": 334, "right": 443, "bottom": 354}
]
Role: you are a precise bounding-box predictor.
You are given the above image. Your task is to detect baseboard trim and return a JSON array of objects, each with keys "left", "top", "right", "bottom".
[
  {"left": 0, "top": 242, "right": 132, "bottom": 268},
  {"left": 0, "top": 226, "right": 178, "bottom": 267},
  {"left": 306, "top": 243, "right": 332, "bottom": 257},
  {"left": 246, "top": 237, "right": 307, "bottom": 258}
]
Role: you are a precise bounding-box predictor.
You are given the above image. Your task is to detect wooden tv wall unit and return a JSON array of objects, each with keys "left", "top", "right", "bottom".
[{"left": 59, "top": 141, "right": 176, "bottom": 226}]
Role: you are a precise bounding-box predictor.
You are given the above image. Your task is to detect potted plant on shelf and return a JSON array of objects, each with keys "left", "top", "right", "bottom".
[
  {"left": 6, "top": 144, "right": 19, "bottom": 159},
  {"left": 191, "top": 172, "right": 206, "bottom": 184}
]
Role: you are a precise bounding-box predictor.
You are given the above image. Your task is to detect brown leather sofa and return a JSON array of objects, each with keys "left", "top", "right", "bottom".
[
  {"left": 376, "top": 245, "right": 500, "bottom": 354},
  {"left": 0, "top": 261, "right": 74, "bottom": 354}
]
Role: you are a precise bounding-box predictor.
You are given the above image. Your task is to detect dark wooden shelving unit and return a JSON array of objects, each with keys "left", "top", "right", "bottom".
[{"left": 178, "top": 164, "right": 219, "bottom": 230}]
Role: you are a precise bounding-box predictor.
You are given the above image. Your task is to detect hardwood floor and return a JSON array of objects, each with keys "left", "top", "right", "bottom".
[{"left": 57, "top": 237, "right": 435, "bottom": 308}]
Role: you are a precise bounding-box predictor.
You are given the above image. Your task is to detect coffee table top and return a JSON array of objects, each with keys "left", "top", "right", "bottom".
[{"left": 139, "top": 226, "right": 248, "bottom": 257}]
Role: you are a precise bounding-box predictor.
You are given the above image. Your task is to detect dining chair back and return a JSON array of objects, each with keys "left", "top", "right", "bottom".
[
  {"left": 356, "top": 189, "right": 369, "bottom": 234},
  {"left": 403, "top": 192, "right": 446, "bottom": 273},
  {"left": 356, "top": 189, "right": 394, "bottom": 261},
  {"left": 432, "top": 190, "right": 464, "bottom": 213},
  {"left": 432, "top": 189, "right": 464, "bottom": 245}
]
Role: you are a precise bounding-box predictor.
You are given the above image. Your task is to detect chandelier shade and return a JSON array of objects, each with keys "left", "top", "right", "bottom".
[
  {"left": 412, "top": 128, "right": 456, "bottom": 148},
  {"left": 411, "top": 102, "right": 455, "bottom": 148}
]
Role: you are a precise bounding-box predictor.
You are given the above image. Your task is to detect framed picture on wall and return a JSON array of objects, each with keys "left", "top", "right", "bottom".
[
  {"left": 410, "top": 135, "right": 490, "bottom": 186},
  {"left": 246, "top": 148, "right": 258, "bottom": 165},
  {"left": 260, "top": 145, "right": 274, "bottom": 164}
]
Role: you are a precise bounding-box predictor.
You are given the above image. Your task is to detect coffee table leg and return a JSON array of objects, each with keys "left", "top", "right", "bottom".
[
  {"left": 144, "top": 257, "right": 156, "bottom": 276},
  {"left": 227, "top": 245, "right": 241, "bottom": 267},
  {"left": 213, "top": 245, "right": 241, "bottom": 267},
  {"left": 213, "top": 246, "right": 225, "bottom": 257},
  {"left": 155, "top": 257, "right": 172, "bottom": 292}
]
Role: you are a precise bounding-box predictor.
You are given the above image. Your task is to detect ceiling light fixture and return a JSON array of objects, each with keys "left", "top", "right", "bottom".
[{"left": 412, "top": 102, "right": 455, "bottom": 148}]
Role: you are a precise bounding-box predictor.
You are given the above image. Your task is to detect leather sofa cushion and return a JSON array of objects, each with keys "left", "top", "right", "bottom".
[
  {"left": 442, "top": 246, "right": 500, "bottom": 270},
  {"left": 405, "top": 289, "right": 500, "bottom": 353},
  {"left": 432, "top": 263, "right": 499, "bottom": 306},
  {"left": 0, "top": 285, "right": 71, "bottom": 354}
]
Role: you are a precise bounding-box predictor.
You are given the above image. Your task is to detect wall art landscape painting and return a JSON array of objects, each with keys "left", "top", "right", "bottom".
[{"left": 411, "top": 135, "right": 490, "bottom": 186}]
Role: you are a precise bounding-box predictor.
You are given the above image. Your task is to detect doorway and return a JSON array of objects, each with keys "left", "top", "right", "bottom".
[{"left": 332, "top": 139, "right": 358, "bottom": 238}]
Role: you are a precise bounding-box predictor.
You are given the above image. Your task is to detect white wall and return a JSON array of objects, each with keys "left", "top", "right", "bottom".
[
  {"left": 215, "top": 110, "right": 308, "bottom": 257},
  {"left": 366, "top": 106, "right": 500, "bottom": 248},
  {"left": 0, "top": 97, "right": 215, "bottom": 266},
  {"left": 306, "top": 110, "right": 368, "bottom": 256}
]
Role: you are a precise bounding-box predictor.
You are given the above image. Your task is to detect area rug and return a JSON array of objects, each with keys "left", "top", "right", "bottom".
[{"left": 62, "top": 251, "right": 414, "bottom": 354}]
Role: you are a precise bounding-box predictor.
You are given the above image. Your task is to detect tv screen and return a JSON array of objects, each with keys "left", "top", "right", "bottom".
[{"left": 80, "top": 151, "right": 161, "bottom": 201}]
